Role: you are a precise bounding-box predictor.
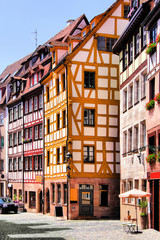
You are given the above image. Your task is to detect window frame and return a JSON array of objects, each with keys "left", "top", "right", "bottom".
[
  {"left": 84, "top": 109, "right": 95, "bottom": 126},
  {"left": 84, "top": 71, "right": 95, "bottom": 89},
  {"left": 83, "top": 146, "right": 95, "bottom": 163}
]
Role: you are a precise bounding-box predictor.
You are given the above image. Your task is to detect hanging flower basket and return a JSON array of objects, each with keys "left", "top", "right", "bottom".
[
  {"left": 146, "top": 43, "right": 157, "bottom": 55},
  {"left": 154, "top": 93, "right": 160, "bottom": 103},
  {"left": 145, "top": 99, "right": 155, "bottom": 110},
  {"left": 157, "top": 152, "right": 160, "bottom": 162},
  {"left": 156, "top": 33, "right": 160, "bottom": 43},
  {"left": 146, "top": 153, "right": 157, "bottom": 164}
]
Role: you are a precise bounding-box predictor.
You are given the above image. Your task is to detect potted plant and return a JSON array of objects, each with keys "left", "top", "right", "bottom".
[
  {"left": 146, "top": 153, "right": 156, "bottom": 164},
  {"left": 145, "top": 99, "right": 155, "bottom": 110},
  {"left": 139, "top": 200, "right": 148, "bottom": 229},
  {"left": 154, "top": 93, "right": 160, "bottom": 103},
  {"left": 157, "top": 152, "right": 160, "bottom": 162},
  {"left": 146, "top": 43, "right": 157, "bottom": 55},
  {"left": 19, "top": 195, "right": 22, "bottom": 201},
  {"left": 156, "top": 33, "right": 160, "bottom": 44}
]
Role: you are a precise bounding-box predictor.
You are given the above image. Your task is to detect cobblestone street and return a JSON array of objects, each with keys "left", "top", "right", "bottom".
[{"left": 0, "top": 212, "right": 160, "bottom": 240}]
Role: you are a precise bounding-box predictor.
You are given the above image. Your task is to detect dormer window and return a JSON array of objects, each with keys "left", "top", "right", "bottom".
[
  {"left": 83, "top": 31, "right": 86, "bottom": 37},
  {"left": 40, "top": 52, "right": 44, "bottom": 61},
  {"left": 53, "top": 51, "right": 55, "bottom": 62},
  {"left": 34, "top": 73, "right": 38, "bottom": 85},
  {"left": 69, "top": 44, "right": 72, "bottom": 53},
  {"left": 92, "top": 22, "right": 95, "bottom": 29},
  {"left": 13, "top": 82, "right": 16, "bottom": 93},
  {"left": 31, "top": 56, "right": 38, "bottom": 66},
  {"left": 38, "top": 72, "right": 41, "bottom": 82}
]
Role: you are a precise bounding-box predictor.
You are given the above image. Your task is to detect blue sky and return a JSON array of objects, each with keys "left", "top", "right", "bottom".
[{"left": 0, "top": 0, "right": 115, "bottom": 74}]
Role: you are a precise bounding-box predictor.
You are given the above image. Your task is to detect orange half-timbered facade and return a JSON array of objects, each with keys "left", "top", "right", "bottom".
[{"left": 42, "top": 0, "right": 129, "bottom": 219}]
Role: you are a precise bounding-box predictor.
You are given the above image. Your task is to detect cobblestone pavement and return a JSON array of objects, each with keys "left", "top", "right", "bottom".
[{"left": 0, "top": 212, "right": 160, "bottom": 240}]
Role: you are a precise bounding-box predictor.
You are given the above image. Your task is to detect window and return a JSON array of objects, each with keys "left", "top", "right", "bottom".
[
  {"left": 38, "top": 155, "right": 42, "bottom": 170},
  {"left": 9, "top": 134, "right": 12, "bottom": 147},
  {"left": 141, "top": 73, "right": 147, "bottom": 99},
  {"left": 18, "top": 157, "right": 22, "bottom": 170},
  {"left": 9, "top": 109, "right": 12, "bottom": 122},
  {"left": 97, "top": 37, "right": 117, "bottom": 52},
  {"left": 134, "top": 125, "right": 139, "bottom": 150},
  {"left": 149, "top": 135, "right": 155, "bottom": 154},
  {"left": 134, "top": 79, "right": 139, "bottom": 104},
  {"left": 58, "top": 184, "right": 61, "bottom": 203},
  {"left": 29, "top": 157, "right": 32, "bottom": 170},
  {"left": 135, "top": 179, "right": 139, "bottom": 189},
  {"left": 84, "top": 109, "right": 95, "bottom": 126},
  {"left": 29, "top": 99, "right": 33, "bottom": 112},
  {"left": 18, "top": 131, "right": 22, "bottom": 144},
  {"left": 13, "top": 133, "right": 17, "bottom": 146},
  {"left": 0, "top": 160, "right": 4, "bottom": 171},
  {"left": 128, "top": 128, "right": 132, "bottom": 152},
  {"left": 13, "top": 107, "right": 17, "bottom": 121},
  {"left": 25, "top": 129, "right": 28, "bottom": 139},
  {"left": 39, "top": 125, "right": 42, "bottom": 138},
  {"left": 57, "top": 148, "right": 60, "bottom": 164},
  {"left": 57, "top": 113, "right": 60, "bottom": 130},
  {"left": 29, "top": 128, "right": 32, "bottom": 139},
  {"left": 0, "top": 137, "right": 4, "bottom": 148},
  {"left": 123, "top": 47, "right": 127, "bottom": 70},
  {"left": 25, "top": 101, "right": 28, "bottom": 114},
  {"left": 149, "top": 78, "right": 155, "bottom": 100},
  {"left": 13, "top": 82, "right": 16, "bottom": 93},
  {"left": 46, "top": 86, "right": 49, "bottom": 102},
  {"left": 92, "top": 21, "right": 95, "bottom": 29},
  {"left": 84, "top": 71, "right": 95, "bottom": 88},
  {"left": 18, "top": 104, "right": 21, "bottom": 118},
  {"left": 24, "top": 158, "right": 28, "bottom": 170},
  {"left": 9, "top": 159, "right": 12, "bottom": 171},
  {"left": 39, "top": 94, "right": 43, "bottom": 108},
  {"left": 29, "top": 191, "right": 36, "bottom": 208},
  {"left": 123, "top": 89, "right": 127, "bottom": 112},
  {"left": 13, "top": 158, "right": 17, "bottom": 171},
  {"left": 135, "top": 32, "right": 139, "bottom": 56},
  {"left": 150, "top": 24, "right": 157, "bottom": 43},
  {"left": 47, "top": 118, "right": 50, "bottom": 134},
  {"left": 123, "top": 131, "right": 127, "bottom": 154},
  {"left": 35, "top": 126, "right": 38, "bottom": 140},
  {"left": 83, "top": 30, "right": 86, "bottom": 37},
  {"left": 141, "top": 121, "right": 146, "bottom": 147},
  {"left": 123, "top": 5, "right": 130, "bottom": 18},
  {"left": 100, "top": 185, "right": 108, "bottom": 206},
  {"left": 53, "top": 51, "right": 55, "bottom": 62},
  {"left": 62, "top": 110, "right": 66, "bottom": 128},
  {"left": 64, "top": 184, "right": 67, "bottom": 204},
  {"left": 30, "top": 77, "right": 33, "bottom": 87},
  {"left": 56, "top": 78, "right": 60, "bottom": 95},
  {"left": 38, "top": 72, "right": 41, "bottom": 82},
  {"left": 34, "top": 97, "right": 38, "bottom": 110},
  {"left": 128, "top": 84, "right": 133, "bottom": 108},
  {"left": 62, "top": 73, "right": 65, "bottom": 91},
  {"left": 63, "top": 146, "right": 67, "bottom": 163},
  {"left": 34, "top": 73, "right": 37, "bottom": 85},
  {"left": 52, "top": 184, "right": 55, "bottom": 203},
  {"left": 34, "top": 156, "right": 38, "bottom": 170},
  {"left": 141, "top": 26, "right": 146, "bottom": 48},
  {"left": 47, "top": 151, "right": 50, "bottom": 166},
  {"left": 128, "top": 41, "right": 133, "bottom": 63},
  {"left": 0, "top": 114, "right": 4, "bottom": 125},
  {"left": 83, "top": 146, "right": 94, "bottom": 162},
  {"left": 69, "top": 44, "right": 72, "bottom": 53},
  {"left": 131, "top": 0, "right": 137, "bottom": 7}
]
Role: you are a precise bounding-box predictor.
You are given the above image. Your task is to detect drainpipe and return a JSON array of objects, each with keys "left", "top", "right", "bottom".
[
  {"left": 63, "top": 62, "right": 69, "bottom": 220},
  {"left": 42, "top": 86, "right": 45, "bottom": 214}
]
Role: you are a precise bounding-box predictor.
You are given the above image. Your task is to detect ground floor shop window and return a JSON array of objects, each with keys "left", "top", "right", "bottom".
[
  {"left": 64, "top": 184, "right": 67, "bottom": 204},
  {"left": 100, "top": 185, "right": 108, "bottom": 206},
  {"left": 58, "top": 184, "right": 61, "bottom": 203},
  {"left": 13, "top": 189, "right": 17, "bottom": 201},
  {"left": 0, "top": 183, "right": 4, "bottom": 197},
  {"left": 29, "top": 191, "right": 36, "bottom": 208},
  {"left": 52, "top": 184, "right": 55, "bottom": 203}
]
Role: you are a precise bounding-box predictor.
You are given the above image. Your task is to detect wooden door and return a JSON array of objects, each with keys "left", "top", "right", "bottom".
[{"left": 79, "top": 189, "right": 93, "bottom": 216}]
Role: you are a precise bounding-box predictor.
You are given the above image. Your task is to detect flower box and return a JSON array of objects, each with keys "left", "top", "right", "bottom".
[
  {"left": 146, "top": 153, "right": 156, "bottom": 164},
  {"left": 154, "top": 93, "right": 160, "bottom": 103},
  {"left": 23, "top": 138, "right": 32, "bottom": 143},
  {"left": 146, "top": 43, "right": 157, "bottom": 55},
  {"left": 145, "top": 99, "right": 155, "bottom": 110},
  {"left": 156, "top": 33, "right": 160, "bottom": 44}
]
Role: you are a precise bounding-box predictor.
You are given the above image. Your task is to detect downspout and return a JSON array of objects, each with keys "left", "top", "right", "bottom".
[
  {"left": 42, "top": 86, "right": 45, "bottom": 214},
  {"left": 63, "top": 62, "right": 69, "bottom": 220},
  {"left": 22, "top": 97, "right": 25, "bottom": 211}
]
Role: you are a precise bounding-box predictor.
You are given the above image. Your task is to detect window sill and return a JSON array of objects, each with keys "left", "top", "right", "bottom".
[
  {"left": 84, "top": 161, "right": 95, "bottom": 164},
  {"left": 84, "top": 124, "right": 95, "bottom": 127},
  {"left": 128, "top": 61, "right": 132, "bottom": 66},
  {"left": 84, "top": 87, "right": 95, "bottom": 89},
  {"left": 141, "top": 45, "right": 146, "bottom": 52},
  {"left": 123, "top": 109, "right": 127, "bottom": 114},
  {"left": 134, "top": 100, "right": 139, "bottom": 106},
  {"left": 122, "top": 153, "right": 127, "bottom": 157},
  {"left": 141, "top": 96, "right": 146, "bottom": 101},
  {"left": 134, "top": 52, "right": 139, "bottom": 59},
  {"left": 128, "top": 105, "right": 133, "bottom": 110},
  {"left": 123, "top": 66, "right": 127, "bottom": 72}
]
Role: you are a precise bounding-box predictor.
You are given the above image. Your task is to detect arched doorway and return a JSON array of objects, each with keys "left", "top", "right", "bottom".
[
  {"left": 37, "top": 190, "right": 43, "bottom": 213},
  {"left": 46, "top": 189, "right": 50, "bottom": 213}
]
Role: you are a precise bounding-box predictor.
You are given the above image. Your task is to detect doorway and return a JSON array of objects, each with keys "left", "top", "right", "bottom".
[
  {"left": 154, "top": 180, "right": 159, "bottom": 231},
  {"left": 39, "top": 190, "right": 42, "bottom": 213},
  {"left": 79, "top": 185, "right": 93, "bottom": 216},
  {"left": 46, "top": 189, "right": 50, "bottom": 213}
]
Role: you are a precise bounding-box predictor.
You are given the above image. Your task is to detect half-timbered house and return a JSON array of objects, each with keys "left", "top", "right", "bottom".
[{"left": 41, "top": 0, "right": 129, "bottom": 219}]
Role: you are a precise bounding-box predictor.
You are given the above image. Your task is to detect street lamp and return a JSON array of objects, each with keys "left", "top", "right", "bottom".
[{"left": 66, "top": 151, "right": 72, "bottom": 219}]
